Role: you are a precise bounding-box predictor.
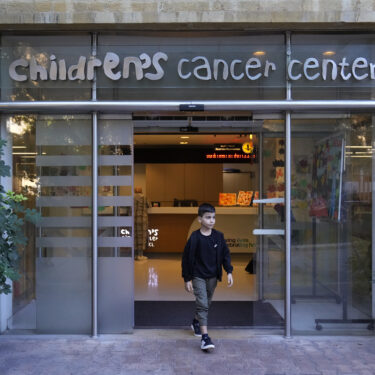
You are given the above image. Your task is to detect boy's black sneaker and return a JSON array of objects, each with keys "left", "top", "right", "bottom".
[
  {"left": 191, "top": 319, "right": 202, "bottom": 337},
  {"left": 201, "top": 335, "right": 215, "bottom": 350}
]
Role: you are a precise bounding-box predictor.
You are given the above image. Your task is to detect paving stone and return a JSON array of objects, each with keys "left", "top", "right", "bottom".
[{"left": 0, "top": 333, "right": 375, "bottom": 375}]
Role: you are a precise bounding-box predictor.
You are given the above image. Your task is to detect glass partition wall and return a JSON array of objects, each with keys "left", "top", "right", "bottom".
[
  {"left": 291, "top": 114, "right": 374, "bottom": 333},
  {"left": 6, "top": 114, "right": 135, "bottom": 334},
  {"left": 7, "top": 114, "right": 93, "bottom": 333}
]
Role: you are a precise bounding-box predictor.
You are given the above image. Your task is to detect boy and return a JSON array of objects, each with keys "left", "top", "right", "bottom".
[{"left": 182, "top": 203, "right": 234, "bottom": 351}]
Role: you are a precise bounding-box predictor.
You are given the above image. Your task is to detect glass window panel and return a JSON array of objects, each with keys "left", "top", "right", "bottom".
[
  {"left": 7, "top": 114, "right": 92, "bottom": 334},
  {"left": 291, "top": 34, "right": 375, "bottom": 100},
  {"left": 1, "top": 35, "right": 91, "bottom": 101},
  {"left": 41, "top": 166, "right": 92, "bottom": 176},
  {"left": 98, "top": 248, "right": 132, "bottom": 258},
  {"left": 98, "top": 166, "right": 132, "bottom": 176},
  {"left": 98, "top": 185, "right": 132, "bottom": 196},
  {"left": 41, "top": 186, "right": 91, "bottom": 196},
  {"left": 97, "top": 33, "right": 285, "bottom": 101},
  {"left": 291, "top": 114, "right": 373, "bottom": 334},
  {"left": 41, "top": 248, "right": 91, "bottom": 257},
  {"left": 99, "top": 145, "right": 132, "bottom": 155},
  {"left": 41, "top": 228, "right": 91, "bottom": 237},
  {"left": 40, "top": 146, "right": 91, "bottom": 155}
]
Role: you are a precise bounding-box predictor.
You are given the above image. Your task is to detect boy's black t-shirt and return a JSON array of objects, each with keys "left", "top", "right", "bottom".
[{"left": 192, "top": 231, "right": 217, "bottom": 279}]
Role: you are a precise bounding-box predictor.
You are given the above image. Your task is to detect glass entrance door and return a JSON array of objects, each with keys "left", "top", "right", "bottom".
[
  {"left": 132, "top": 115, "right": 286, "bottom": 328},
  {"left": 255, "top": 119, "right": 286, "bottom": 327}
]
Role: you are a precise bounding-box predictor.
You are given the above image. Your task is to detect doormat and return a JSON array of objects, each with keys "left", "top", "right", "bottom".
[{"left": 135, "top": 301, "right": 284, "bottom": 327}]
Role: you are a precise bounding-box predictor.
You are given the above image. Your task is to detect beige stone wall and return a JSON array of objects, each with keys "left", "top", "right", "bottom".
[{"left": 0, "top": 0, "right": 374, "bottom": 29}]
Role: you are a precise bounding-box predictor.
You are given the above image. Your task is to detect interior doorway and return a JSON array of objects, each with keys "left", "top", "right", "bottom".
[{"left": 132, "top": 113, "right": 285, "bottom": 328}]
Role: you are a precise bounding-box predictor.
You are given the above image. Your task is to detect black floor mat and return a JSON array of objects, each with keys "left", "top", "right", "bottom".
[{"left": 135, "top": 301, "right": 284, "bottom": 327}]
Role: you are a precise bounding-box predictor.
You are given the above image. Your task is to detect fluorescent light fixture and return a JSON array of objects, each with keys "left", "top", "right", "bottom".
[
  {"left": 345, "top": 145, "right": 372, "bottom": 149},
  {"left": 12, "top": 146, "right": 27, "bottom": 149},
  {"left": 12, "top": 152, "right": 38, "bottom": 155},
  {"left": 180, "top": 136, "right": 190, "bottom": 139},
  {"left": 180, "top": 141, "right": 188, "bottom": 145},
  {"left": 349, "top": 155, "right": 372, "bottom": 158}
]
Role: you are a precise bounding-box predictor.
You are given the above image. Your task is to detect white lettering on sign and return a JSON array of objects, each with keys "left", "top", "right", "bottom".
[
  {"left": 9, "top": 58, "right": 28, "bottom": 81},
  {"left": 8, "top": 52, "right": 375, "bottom": 83},
  {"left": 120, "top": 228, "right": 131, "bottom": 237},
  {"left": 322, "top": 59, "right": 338, "bottom": 80},
  {"left": 146, "top": 52, "right": 168, "bottom": 80},
  {"left": 352, "top": 57, "right": 368, "bottom": 80},
  {"left": 230, "top": 60, "right": 244, "bottom": 80},
  {"left": 148, "top": 228, "right": 159, "bottom": 248},
  {"left": 8, "top": 52, "right": 168, "bottom": 82},
  {"left": 177, "top": 56, "right": 277, "bottom": 81}
]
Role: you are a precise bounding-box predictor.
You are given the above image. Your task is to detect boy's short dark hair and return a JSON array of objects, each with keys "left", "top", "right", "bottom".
[{"left": 198, "top": 203, "right": 215, "bottom": 217}]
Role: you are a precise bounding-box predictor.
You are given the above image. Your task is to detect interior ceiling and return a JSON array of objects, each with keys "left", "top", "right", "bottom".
[
  {"left": 133, "top": 118, "right": 341, "bottom": 145},
  {"left": 134, "top": 133, "right": 256, "bottom": 146}
]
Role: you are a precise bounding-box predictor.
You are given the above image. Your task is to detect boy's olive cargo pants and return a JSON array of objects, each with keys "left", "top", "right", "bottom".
[{"left": 192, "top": 277, "right": 217, "bottom": 326}]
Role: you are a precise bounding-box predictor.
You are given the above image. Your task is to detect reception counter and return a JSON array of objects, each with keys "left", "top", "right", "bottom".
[{"left": 147, "top": 206, "right": 275, "bottom": 253}]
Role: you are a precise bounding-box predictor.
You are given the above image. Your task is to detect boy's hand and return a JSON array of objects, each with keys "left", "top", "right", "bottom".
[
  {"left": 227, "top": 273, "right": 233, "bottom": 287},
  {"left": 184, "top": 281, "right": 193, "bottom": 293}
]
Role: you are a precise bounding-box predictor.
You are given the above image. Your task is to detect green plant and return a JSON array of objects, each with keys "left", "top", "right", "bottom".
[{"left": 0, "top": 139, "right": 39, "bottom": 295}]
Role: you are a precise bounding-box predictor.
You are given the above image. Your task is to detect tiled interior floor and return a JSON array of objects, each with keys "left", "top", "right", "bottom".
[
  {"left": 134, "top": 253, "right": 257, "bottom": 301},
  {"left": 134, "top": 252, "right": 372, "bottom": 331}
]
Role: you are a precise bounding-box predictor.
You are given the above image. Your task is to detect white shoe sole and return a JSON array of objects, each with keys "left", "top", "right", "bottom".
[
  {"left": 201, "top": 343, "right": 215, "bottom": 350},
  {"left": 191, "top": 324, "right": 202, "bottom": 337}
]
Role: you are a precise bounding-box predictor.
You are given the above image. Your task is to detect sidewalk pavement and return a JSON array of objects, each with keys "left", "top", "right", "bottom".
[{"left": 1, "top": 329, "right": 375, "bottom": 375}]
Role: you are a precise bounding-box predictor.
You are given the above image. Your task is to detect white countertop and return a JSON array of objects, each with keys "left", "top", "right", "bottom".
[{"left": 148, "top": 206, "right": 274, "bottom": 215}]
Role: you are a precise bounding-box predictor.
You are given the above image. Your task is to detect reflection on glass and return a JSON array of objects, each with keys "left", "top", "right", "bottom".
[
  {"left": 99, "top": 145, "right": 132, "bottom": 155},
  {"left": 148, "top": 267, "right": 159, "bottom": 288},
  {"left": 291, "top": 115, "right": 373, "bottom": 333},
  {"left": 8, "top": 114, "right": 92, "bottom": 333},
  {"left": 99, "top": 165, "right": 132, "bottom": 176},
  {"left": 99, "top": 186, "right": 132, "bottom": 196},
  {"left": 262, "top": 135, "right": 286, "bottom": 301}
]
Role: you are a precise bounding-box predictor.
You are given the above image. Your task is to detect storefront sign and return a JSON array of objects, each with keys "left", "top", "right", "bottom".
[
  {"left": 214, "top": 144, "right": 242, "bottom": 152},
  {"left": 8, "top": 52, "right": 375, "bottom": 83},
  {"left": 205, "top": 153, "right": 256, "bottom": 160}
]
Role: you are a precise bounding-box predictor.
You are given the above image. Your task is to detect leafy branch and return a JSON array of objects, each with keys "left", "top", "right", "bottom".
[{"left": 0, "top": 139, "right": 40, "bottom": 295}]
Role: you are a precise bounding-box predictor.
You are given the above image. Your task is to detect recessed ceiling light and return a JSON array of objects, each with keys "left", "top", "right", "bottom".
[
  {"left": 180, "top": 141, "right": 188, "bottom": 145},
  {"left": 180, "top": 136, "right": 190, "bottom": 139},
  {"left": 323, "top": 51, "right": 335, "bottom": 56},
  {"left": 253, "top": 51, "right": 266, "bottom": 56}
]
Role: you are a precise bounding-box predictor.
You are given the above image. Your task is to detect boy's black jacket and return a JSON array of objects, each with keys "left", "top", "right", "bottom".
[{"left": 181, "top": 229, "right": 233, "bottom": 282}]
